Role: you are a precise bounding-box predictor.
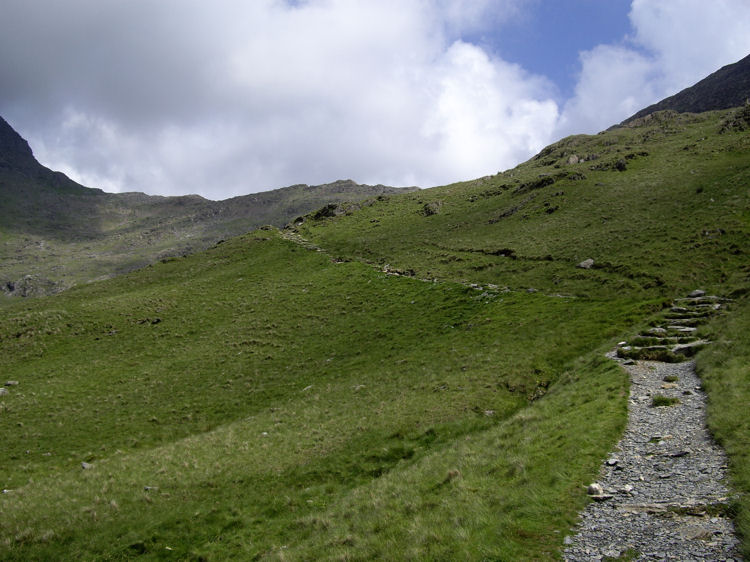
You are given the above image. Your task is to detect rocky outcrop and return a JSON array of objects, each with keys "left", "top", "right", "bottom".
[
  {"left": 620, "top": 53, "right": 750, "bottom": 125},
  {"left": 2, "top": 275, "right": 64, "bottom": 298}
]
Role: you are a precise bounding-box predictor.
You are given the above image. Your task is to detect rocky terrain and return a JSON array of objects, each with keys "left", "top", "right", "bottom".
[
  {"left": 0, "top": 115, "right": 416, "bottom": 295},
  {"left": 564, "top": 292, "right": 741, "bottom": 561},
  {"left": 621, "top": 53, "right": 750, "bottom": 124}
]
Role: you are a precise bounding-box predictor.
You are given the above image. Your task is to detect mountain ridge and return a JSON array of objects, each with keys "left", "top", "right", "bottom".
[
  {"left": 620, "top": 52, "right": 750, "bottom": 125},
  {"left": 0, "top": 117, "right": 417, "bottom": 295}
]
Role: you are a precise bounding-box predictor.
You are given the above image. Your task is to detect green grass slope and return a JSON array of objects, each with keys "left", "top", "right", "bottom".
[
  {"left": 0, "top": 108, "right": 748, "bottom": 560},
  {"left": 0, "top": 172, "right": 414, "bottom": 295},
  {"left": 0, "top": 230, "right": 643, "bottom": 560},
  {"left": 295, "top": 109, "right": 749, "bottom": 300}
]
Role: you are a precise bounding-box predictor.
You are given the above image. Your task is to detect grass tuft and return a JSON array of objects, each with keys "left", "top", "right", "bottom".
[{"left": 651, "top": 395, "right": 680, "bottom": 407}]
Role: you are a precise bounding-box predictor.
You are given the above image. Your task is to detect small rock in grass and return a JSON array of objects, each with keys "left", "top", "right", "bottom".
[
  {"left": 4, "top": 381, "right": 19, "bottom": 386},
  {"left": 587, "top": 483, "right": 604, "bottom": 496},
  {"left": 688, "top": 289, "right": 706, "bottom": 298},
  {"left": 577, "top": 258, "right": 595, "bottom": 269},
  {"left": 0, "top": 388, "right": 7, "bottom": 396},
  {"left": 81, "top": 462, "right": 93, "bottom": 470},
  {"left": 443, "top": 469, "right": 461, "bottom": 484}
]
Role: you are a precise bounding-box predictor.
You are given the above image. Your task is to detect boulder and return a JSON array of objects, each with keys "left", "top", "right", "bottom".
[{"left": 577, "top": 258, "right": 594, "bottom": 269}]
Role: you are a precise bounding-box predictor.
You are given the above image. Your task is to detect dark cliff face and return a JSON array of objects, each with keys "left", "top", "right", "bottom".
[
  {"left": 0, "top": 116, "right": 101, "bottom": 198},
  {"left": 621, "top": 53, "right": 750, "bottom": 124},
  {"left": 0, "top": 115, "right": 40, "bottom": 173}
]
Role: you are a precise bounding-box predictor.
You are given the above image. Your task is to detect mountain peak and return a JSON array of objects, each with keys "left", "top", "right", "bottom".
[
  {"left": 0, "top": 115, "right": 39, "bottom": 173},
  {"left": 620, "top": 53, "right": 750, "bottom": 125}
]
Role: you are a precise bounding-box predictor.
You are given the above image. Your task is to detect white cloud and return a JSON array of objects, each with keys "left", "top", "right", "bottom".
[
  {"left": 630, "top": 0, "right": 750, "bottom": 90},
  {"left": 558, "top": 0, "right": 750, "bottom": 137},
  {"left": 2, "top": 0, "right": 749, "bottom": 198},
  {"left": 0, "top": 0, "right": 553, "bottom": 198},
  {"left": 556, "top": 45, "right": 657, "bottom": 136},
  {"left": 422, "top": 41, "right": 558, "bottom": 181}
]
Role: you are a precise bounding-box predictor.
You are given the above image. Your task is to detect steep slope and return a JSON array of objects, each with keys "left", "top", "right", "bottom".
[
  {"left": 296, "top": 108, "right": 749, "bottom": 299},
  {"left": 0, "top": 107, "right": 748, "bottom": 560},
  {"left": 621, "top": 53, "right": 750, "bottom": 124},
  {"left": 0, "top": 116, "right": 416, "bottom": 295}
]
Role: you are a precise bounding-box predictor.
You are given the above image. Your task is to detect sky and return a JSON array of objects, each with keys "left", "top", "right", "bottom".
[{"left": 1, "top": 1, "right": 750, "bottom": 200}]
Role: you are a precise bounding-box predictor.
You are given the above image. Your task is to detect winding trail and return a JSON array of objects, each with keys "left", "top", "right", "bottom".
[{"left": 564, "top": 295, "right": 741, "bottom": 561}]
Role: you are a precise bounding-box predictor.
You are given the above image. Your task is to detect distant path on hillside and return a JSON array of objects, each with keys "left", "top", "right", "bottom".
[{"left": 564, "top": 294, "right": 741, "bottom": 561}]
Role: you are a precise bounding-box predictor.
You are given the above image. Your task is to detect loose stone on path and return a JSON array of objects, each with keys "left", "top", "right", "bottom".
[{"left": 564, "top": 293, "right": 741, "bottom": 561}]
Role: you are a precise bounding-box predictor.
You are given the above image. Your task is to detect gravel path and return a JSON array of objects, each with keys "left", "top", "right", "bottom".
[{"left": 563, "top": 296, "right": 742, "bottom": 562}]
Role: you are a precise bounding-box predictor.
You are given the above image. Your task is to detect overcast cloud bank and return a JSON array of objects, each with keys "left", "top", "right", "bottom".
[{"left": 1, "top": 0, "right": 749, "bottom": 198}]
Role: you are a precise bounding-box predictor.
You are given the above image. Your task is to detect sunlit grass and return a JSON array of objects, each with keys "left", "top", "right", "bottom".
[{"left": 1, "top": 109, "right": 748, "bottom": 558}]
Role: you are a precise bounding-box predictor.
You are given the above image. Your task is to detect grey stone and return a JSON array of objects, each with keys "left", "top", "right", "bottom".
[
  {"left": 688, "top": 289, "right": 706, "bottom": 297},
  {"left": 81, "top": 462, "right": 93, "bottom": 470},
  {"left": 4, "top": 381, "right": 18, "bottom": 386},
  {"left": 564, "top": 297, "right": 740, "bottom": 561},
  {"left": 577, "top": 258, "right": 595, "bottom": 269}
]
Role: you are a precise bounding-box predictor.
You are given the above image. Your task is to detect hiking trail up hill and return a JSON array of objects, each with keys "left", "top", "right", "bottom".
[{"left": 564, "top": 292, "right": 741, "bottom": 561}]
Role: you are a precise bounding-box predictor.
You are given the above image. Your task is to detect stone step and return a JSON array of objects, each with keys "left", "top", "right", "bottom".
[
  {"left": 631, "top": 335, "right": 697, "bottom": 346},
  {"left": 662, "top": 317, "right": 703, "bottom": 326},
  {"left": 672, "top": 340, "right": 710, "bottom": 357},
  {"left": 667, "top": 325, "right": 698, "bottom": 333},
  {"left": 616, "top": 346, "right": 685, "bottom": 362},
  {"left": 663, "top": 311, "right": 713, "bottom": 320},
  {"left": 688, "top": 303, "right": 725, "bottom": 310},
  {"left": 674, "top": 296, "right": 727, "bottom": 306}
]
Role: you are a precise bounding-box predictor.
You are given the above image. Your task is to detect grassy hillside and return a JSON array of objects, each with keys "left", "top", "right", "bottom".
[
  {"left": 0, "top": 115, "right": 416, "bottom": 294},
  {"left": 0, "top": 108, "right": 748, "bottom": 559},
  {"left": 295, "top": 109, "right": 749, "bottom": 299}
]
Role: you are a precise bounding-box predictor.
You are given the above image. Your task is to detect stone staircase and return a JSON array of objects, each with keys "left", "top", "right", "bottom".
[{"left": 616, "top": 290, "right": 732, "bottom": 363}]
